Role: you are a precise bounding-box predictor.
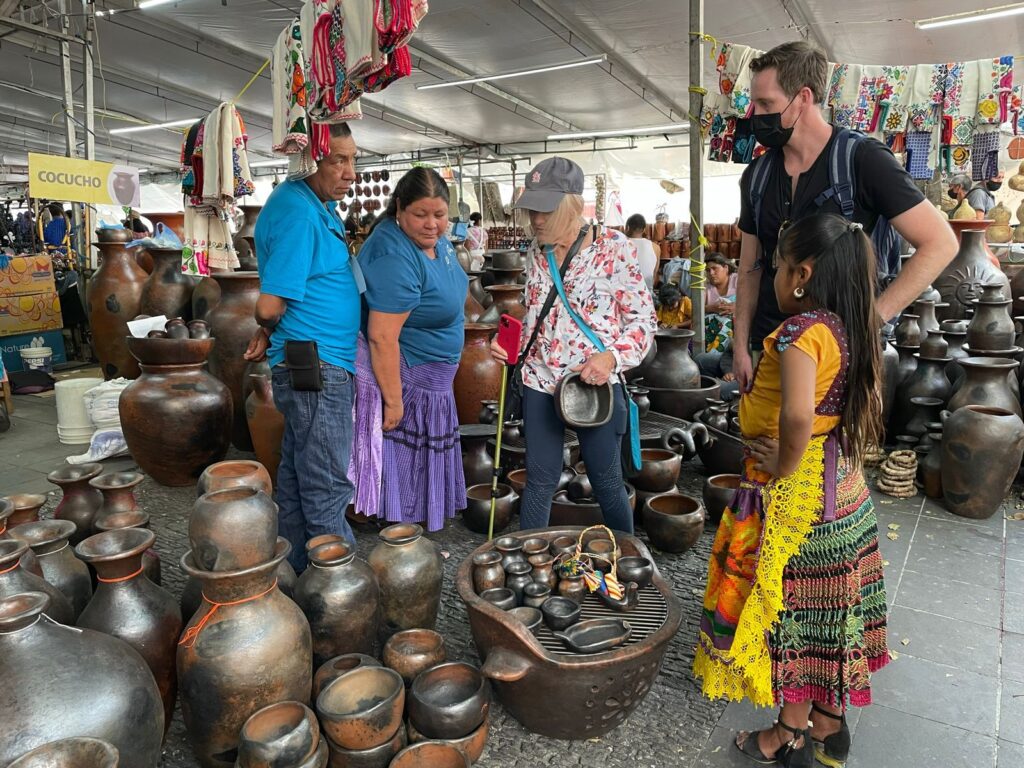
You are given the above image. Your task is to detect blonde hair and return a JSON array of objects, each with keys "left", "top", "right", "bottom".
[{"left": 527, "top": 193, "right": 585, "bottom": 246}]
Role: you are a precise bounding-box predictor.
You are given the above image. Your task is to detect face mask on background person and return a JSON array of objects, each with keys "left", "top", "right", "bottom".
[
  {"left": 987, "top": 181, "right": 1003, "bottom": 192},
  {"left": 751, "top": 95, "right": 799, "bottom": 149}
]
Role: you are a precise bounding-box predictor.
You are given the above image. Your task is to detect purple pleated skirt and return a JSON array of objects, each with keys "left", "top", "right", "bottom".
[{"left": 349, "top": 337, "right": 466, "bottom": 531}]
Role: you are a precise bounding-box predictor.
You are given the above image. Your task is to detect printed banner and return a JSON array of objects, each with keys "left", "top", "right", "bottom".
[{"left": 28, "top": 153, "right": 140, "bottom": 207}]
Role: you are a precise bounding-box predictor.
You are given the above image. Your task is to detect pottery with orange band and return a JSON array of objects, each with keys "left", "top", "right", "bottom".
[
  {"left": 93, "top": 507, "right": 163, "bottom": 585},
  {"left": 9, "top": 519, "right": 92, "bottom": 620},
  {"left": 0, "top": 538, "right": 74, "bottom": 624},
  {"left": 177, "top": 538, "right": 312, "bottom": 768}
]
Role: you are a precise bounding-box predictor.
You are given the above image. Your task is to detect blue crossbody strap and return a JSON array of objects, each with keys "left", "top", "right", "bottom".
[{"left": 545, "top": 248, "right": 606, "bottom": 353}]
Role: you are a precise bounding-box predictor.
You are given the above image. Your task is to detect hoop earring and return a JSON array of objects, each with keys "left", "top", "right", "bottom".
[{"left": 794, "top": 287, "right": 805, "bottom": 299}]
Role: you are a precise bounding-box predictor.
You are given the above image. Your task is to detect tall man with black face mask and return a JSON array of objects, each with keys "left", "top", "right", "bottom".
[{"left": 731, "top": 41, "right": 959, "bottom": 392}]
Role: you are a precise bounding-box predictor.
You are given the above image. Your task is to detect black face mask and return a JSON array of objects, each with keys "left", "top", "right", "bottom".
[
  {"left": 751, "top": 96, "right": 798, "bottom": 149},
  {"left": 987, "top": 181, "right": 1002, "bottom": 192},
  {"left": 948, "top": 189, "right": 959, "bottom": 200}
]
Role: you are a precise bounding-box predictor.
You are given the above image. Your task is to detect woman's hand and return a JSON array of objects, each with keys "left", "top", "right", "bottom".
[
  {"left": 489, "top": 337, "right": 509, "bottom": 364},
  {"left": 382, "top": 400, "right": 404, "bottom": 431},
  {"left": 574, "top": 350, "right": 616, "bottom": 386},
  {"left": 749, "top": 437, "right": 782, "bottom": 477},
  {"left": 717, "top": 303, "right": 734, "bottom": 317}
]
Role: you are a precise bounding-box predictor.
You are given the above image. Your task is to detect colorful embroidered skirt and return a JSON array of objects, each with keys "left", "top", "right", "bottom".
[
  {"left": 350, "top": 337, "right": 466, "bottom": 531},
  {"left": 694, "top": 436, "right": 889, "bottom": 709}
]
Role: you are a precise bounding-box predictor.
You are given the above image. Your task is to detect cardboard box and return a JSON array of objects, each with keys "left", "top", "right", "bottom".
[
  {"left": 0, "top": 254, "right": 56, "bottom": 297},
  {"left": 0, "top": 291, "right": 63, "bottom": 335},
  {"left": 0, "top": 329, "right": 67, "bottom": 373}
]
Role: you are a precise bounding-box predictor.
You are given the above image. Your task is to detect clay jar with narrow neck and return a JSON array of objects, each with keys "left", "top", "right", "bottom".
[
  {"left": 913, "top": 300, "right": 941, "bottom": 334},
  {"left": 246, "top": 374, "right": 285, "bottom": 485},
  {"left": 189, "top": 487, "right": 278, "bottom": 571},
  {"left": 478, "top": 285, "right": 526, "bottom": 324},
  {"left": 894, "top": 344, "right": 919, "bottom": 388},
  {"left": 942, "top": 406, "right": 1024, "bottom": 519},
  {"left": 177, "top": 539, "right": 312, "bottom": 768},
  {"left": 208, "top": 272, "right": 261, "bottom": 451},
  {"left": 935, "top": 228, "right": 1011, "bottom": 321},
  {"left": 232, "top": 205, "right": 261, "bottom": 271},
  {"left": 89, "top": 471, "right": 143, "bottom": 532},
  {"left": 460, "top": 424, "right": 496, "bottom": 486},
  {"left": 467, "top": 271, "right": 488, "bottom": 307},
  {"left": 644, "top": 329, "right": 701, "bottom": 390},
  {"left": 93, "top": 508, "right": 162, "bottom": 585},
  {"left": 140, "top": 247, "right": 196, "bottom": 322},
  {"left": 197, "top": 459, "right": 273, "bottom": 497},
  {"left": 453, "top": 324, "right": 502, "bottom": 424},
  {"left": 0, "top": 497, "right": 42, "bottom": 576},
  {"left": 0, "top": 592, "right": 165, "bottom": 768},
  {"left": 905, "top": 397, "right": 945, "bottom": 438},
  {"left": 368, "top": 524, "right": 444, "bottom": 641},
  {"left": 294, "top": 541, "right": 380, "bottom": 667},
  {"left": 10, "top": 519, "right": 92, "bottom": 620},
  {"left": 894, "top": 314, "right": 922, "bottom": 346},
  {"left": 943, "top": 329, "right": 969, "bottom": 387},
  {"left": 893, "top": 350, "right": 951, "bottom": 435},
  {"left": 47, "top": 462, "right": 103, "bottom": 544},
  {"left": 88, "top": 228, "right": 147, "bottom": 380},
  {"left": 0, "top": 539, "right": 74, "bottom": 624},
  {"left": 947, "top": 357, "right": 1022, "bottom": 416},
  {"left": 966, "top": 291, "right": 1015, "bottom": 352},
  {"left": 75, "top": 528, "right": 182, "bottom": 733}
]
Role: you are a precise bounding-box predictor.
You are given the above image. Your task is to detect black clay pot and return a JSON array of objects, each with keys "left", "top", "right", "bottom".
[
  {"left": 368, "top": 524, "right": 443, "bottom": 640},
  {"left": 462, "top": 483, "right": 517, "bottom": 536},
  {"left": 947, "top": 357, "right": 1022, "bottom": 416},
  {"left": 942, "top": 406, "right": 1024, "bottom": 519}
]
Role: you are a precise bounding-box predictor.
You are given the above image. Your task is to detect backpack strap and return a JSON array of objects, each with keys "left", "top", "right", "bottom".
[
  {"left": 813, "top": 128, "right": 864, "bottom": 218},
  {"left": 748, "top": 148, "right": 779, "bottom": 243}
]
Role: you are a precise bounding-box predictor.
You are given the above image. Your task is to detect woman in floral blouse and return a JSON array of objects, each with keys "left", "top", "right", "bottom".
[{"left": 490, "top": 157, "right": 657, "bottom": 532}]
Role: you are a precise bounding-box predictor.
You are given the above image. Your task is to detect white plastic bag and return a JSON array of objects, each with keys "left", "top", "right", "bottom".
[
  {"left": 67, "top": 429, "right": 129, "bottom": 464},
  {"left": 82, "top": 378, "right": 130, "bottom": 429}
]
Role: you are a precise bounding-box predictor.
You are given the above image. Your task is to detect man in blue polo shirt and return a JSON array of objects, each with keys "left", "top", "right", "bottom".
[{"left": 244, "top": 123, "right": 362, "bottom": 571}]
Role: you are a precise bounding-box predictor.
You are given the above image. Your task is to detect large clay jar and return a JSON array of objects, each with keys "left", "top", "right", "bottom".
[
  {"left": 0, "top": 592, "right": 164, "bottom": 768},
  {"left": 467, "top": 272, "right": 487, "bottom": 307},
  {"left": 246, "top": 375, "right": 285, "bottom": 485},
  {"left": 88, "top": 228, "right": 147, "bottom": 380},
  {"left": 967, "top": 284, "right": 1015, "bottom": 352},
  {"left": 918, "top": 428, "right": 944, "bottom": 500},
  {"left": 464, "top": 286, "right": 485, "bottom": 322},
  {"left": 453, "top": 324, "right": 502, "bottom": 424},
  {"left": 0, "top": 539, "right": 74, "bottom": 624},
  {"left": 208, "top": 272, "right": 261, "bottom": 451},
  {"left": 6, "top": 738, "right": 119, "bottom": 768},
  {"left": 93, "top": 509, "right": 162, "bottom": 586},
  {"left": 894, "top": 344, "right": 919, "bottom": 387},
  {"left": 935, "top": 227, "right": 1011, "bottom": 321},
  {"left": 460, "top": 424, "right": 497, "bottom": 486},
  {"left": 120, "top": 337, "right": 232, "bottom": 487},
  {"left": 892, "top": 352, "right": 951, "bottom": 435},
  {"left": 295, "top": 540, "right": 380, "bottom": 667},
  {"left": 644, "top": 329, "right": 700, "bottom": 389},
  {"left": 368, "top": 524, "right": 443, "bottom": 641},
  {"left": 947, "top": 357, "right": 1022, "bottom": 416},
  {"left": 941, "top": 405, "right": 1024, "bottom": 519},
  {"left": 881, "top": 340, "right": 899, "bottom": 428},
  {"left": 192, "top": 277, "right": 221, "bottom": 322},
  {"left": 190, "top": 487, "right": 278, "bottom": 571},
  {"left": 89, "top": 471, "right": 142, "bottom": 530},
  {"left": 75, "top": 528, "right": 182, "bottom": 733},
  {"left": 232, "top": 205, "right": 261, "bottom": 271},
  {"left": 10, "top": 519, "right": 92, "bottom": 620},
  {"left": 197, "top": 459, "right": 273, "bottom": 496},
  {"left": 47, "top": 463, "right": 104, "bottom": 544},
  {"left": 478, "top": 285, "right": 526, "bottom": 323},
  {"left": 178, "top": 538, "right": 313, "bottom": 768},
  {"left": 140, "top": 247, "right": 195, "bottom": 322}
]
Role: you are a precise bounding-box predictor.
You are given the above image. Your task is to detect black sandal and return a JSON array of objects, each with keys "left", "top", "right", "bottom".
[
  {"left": 735, "top": 718, "right": 815, "bottom": 767},
  {"left": 811, "top": 703, "right": 851, "bottom": 767}
]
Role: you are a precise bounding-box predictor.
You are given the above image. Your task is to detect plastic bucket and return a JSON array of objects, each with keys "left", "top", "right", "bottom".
[
  {"left": 56, "top": 425, "right": 96, "bottom": 445},
  {"left": 55, "top": 377, "right": 103, "bottom": 444},
  {"left": 20, "top": 347, "right": 53, "bottom": 373}
]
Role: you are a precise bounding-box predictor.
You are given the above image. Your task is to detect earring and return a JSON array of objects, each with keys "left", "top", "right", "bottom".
[{"left": 794, "top": 287, "right": 805, "bottom": 299}]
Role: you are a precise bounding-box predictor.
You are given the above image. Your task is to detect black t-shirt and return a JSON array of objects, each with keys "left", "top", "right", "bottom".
[{"left": 738, "top": 127, "right": 924, "bottom": 347}]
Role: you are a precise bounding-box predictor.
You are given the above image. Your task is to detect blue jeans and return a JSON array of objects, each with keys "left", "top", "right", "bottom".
[
  {"left": 519, "top": 384, "right": 633, "bottom": 533},
  {"left": 271, "top": 363, "right": 356, "bottom": 572}
]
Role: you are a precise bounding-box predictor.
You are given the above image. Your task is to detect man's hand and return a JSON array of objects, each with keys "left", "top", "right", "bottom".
[
  {"left": 382, "top": 400, "right": 404, "bottom": 431},
  {"left": 733, "top": 347, "right": 755, "bottom": 393},
  {"left": 243, "top": 327, "right": 270, "bottom": 362}
]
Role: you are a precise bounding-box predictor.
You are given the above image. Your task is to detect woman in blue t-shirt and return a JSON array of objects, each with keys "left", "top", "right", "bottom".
[{"left": 350, "top": 168, "right": 469, "bottom": 531}]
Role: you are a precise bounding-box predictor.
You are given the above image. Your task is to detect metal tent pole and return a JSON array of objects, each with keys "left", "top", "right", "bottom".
[
  {"left": 82, "top": 6, "right": 96, "bottom": 271},
  {"left": 688, "top": 0, "right": 705, "bottom": 349}
]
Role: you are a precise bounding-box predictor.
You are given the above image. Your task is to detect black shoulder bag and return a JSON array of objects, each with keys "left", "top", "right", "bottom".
[{"left": 504, "top": 225, "right": 590, "bottom": 422}]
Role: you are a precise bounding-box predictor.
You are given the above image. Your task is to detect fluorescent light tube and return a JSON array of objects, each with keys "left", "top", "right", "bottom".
[
  {"left": 138, "top": 0, "right": 179, "bottom": 9},
  {"left": 916, "top": 4, "right": 1024, "bottom": 29},
  {"left": 547, "top": 124, "right": 688, "bottom": 140},
  {"left": 249, "top": 159, "right": 290, "bottom": 168},
  {"left": 109, "top": 119, "right": 198, "bottom": 135},
  {"left": 416, "top": 55, "right": 606, "bottom": 91}
]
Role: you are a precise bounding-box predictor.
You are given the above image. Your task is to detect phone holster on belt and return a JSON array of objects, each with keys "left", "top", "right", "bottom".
[{"left": 284, "top": 340, "right": 323, "bottom": 391}]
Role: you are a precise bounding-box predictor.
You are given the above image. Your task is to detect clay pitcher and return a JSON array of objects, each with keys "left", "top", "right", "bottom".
[
  {"left": 941, "top": 405, "right": 1024, "bottom": 519},
  {"left": 0, "top": 538, "right": 75, "bottom": 624},
  {"left": 189, "top": 487, "right": 278, "bottom": 571},
  {"left": 935, "top": 228, "right": 1011, "bottom": 321},
  {"left": 207, "top": 272, "right": 261, "bottom": 451},
  {"left": 453, "top": 324, "right": 502, "bottom": 424},
  {"left": 140, "top": 247, "right": 195, "bottom": 322},
  {"left": 947, "top": 357, "right": 1022, "bottom": 416},
  {"left": 75, "top": 528, "right": 182, "bottom": 734},
  {"left": 294, "top": 540, "right": 380, "bottom": 667},
  {"left": 88, "top": 228, "right": 147, "bottom": 379},
  {"left": 47, "top": 463, "right": 104, "bottom": 544},
  {"left": 0, "top": 592, "right": 164, "bottom": 768},
  {"left": 644, "top": 329, "right": 701, "bottom": 389},
  {"left": 197, "top": 459, "right": 273, "bottom": 497},
  {"left": 9, "top": 519, "right": 92, "bottom": 620},
  {"left": 232, "top": 205, "right": 261, "bottom": 271},
  {"left": 368, "top": 524, "right": 443, "bottom": 641},
  {"left": 246, "top": 375, "right": 285, "bottom": 485},
  {"left": 177, "top": 539, "right": 312, "bottom": 768}
]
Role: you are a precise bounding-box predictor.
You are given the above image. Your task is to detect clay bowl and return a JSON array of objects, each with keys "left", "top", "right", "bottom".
[
  {"left": 390, "top": 741, "right": 469, "bottom": 768},
  {"left": 521, "top": 582, "right": 551, "bottom": 608},
  {"left": 632, "top": 448, "right": 682, "bottom": 492},
  {"left": 506, "top": 469, "right": 527, "bottom": 495},
  {"left": 383, "top": 629, "right": 447, "bottom": 687},
  {"left": 461, "top": 484, "right": 516, "bottom": 536},
  {"left": 313, "top": 654, "right": 382, "bottom": 700},
  {"left": 646, "top": 376, "right": 722, "bottom": 420},
  {"left": 540, "top": 596, "right": 581, "bottom": 631},
  {"left": 553, "top": 373, "right": 613, "bottom": 428},
  {"left": 702, "top": 473, "right": 741, "bottom": 524},
  {"left": 616, "top": 556, "right": 654, "bottom": 588},
  {"left": 7, "top": 738, "right": 119, "bottom": 768},
  {"left": 197, "top": 459, "right": 273, "bottom": 496},
  {"left": 521, "top": 537, "right": 548, "bottom": 557},
  {"left": 642, "top": 493, "right": 706, "bottom": 554},
  {"left": 238, "top": 701, "right": 320, "bottom": 768},
  {"left": 408, "top": 662, "right": 491, "bottom": 740},
  {"left": 507, "top": 606, "right": 542, "bottom": 634},
  {"left": 582, "top": 537, "right": 620, "bottom": 573},
  {"left": 548, "top": 535, "right": 577, "bottom": 560},
  {"left": 325, "top": 725, "right": 406, "bottom": 768},
  {"left": 4, "top": 493, "right": 47, "bottom": 526},
  {"left": 478, "top": 588, "right": 516, "bottom": 611},
  {"left": 316, "top": 666, "right": 405, "bottom": 751},
  {"left": 125, "top": 335, "right": 214, "bottom": 366},
  {"left": 405, "top": 711, "right": 489, "bottom": 763}
]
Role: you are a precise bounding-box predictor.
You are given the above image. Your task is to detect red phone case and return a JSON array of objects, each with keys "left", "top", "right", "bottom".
[{"left": 497, "top": 314, "right": 523, "bottom": 365}]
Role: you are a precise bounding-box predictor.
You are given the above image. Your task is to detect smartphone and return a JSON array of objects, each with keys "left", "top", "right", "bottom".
[
  {"left": 497, "top": 314, "right": 523, "bottom": 365},
  {"left": 284, "top": 340, "right": 323, "bottom": 391}
]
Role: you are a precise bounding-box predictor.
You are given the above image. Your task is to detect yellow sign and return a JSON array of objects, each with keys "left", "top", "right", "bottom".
[{"left": 28, "top": 153, "right": 140, "bottom": 207}]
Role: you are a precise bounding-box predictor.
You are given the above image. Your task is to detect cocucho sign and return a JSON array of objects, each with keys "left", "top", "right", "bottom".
[{"left": 28, "top": 153, "right": 140, "bottom": 207}]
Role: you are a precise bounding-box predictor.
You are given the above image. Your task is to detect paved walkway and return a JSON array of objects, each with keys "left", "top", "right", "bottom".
[{"left": 5, "top": 383, "right": 1022, "bottom": 767}]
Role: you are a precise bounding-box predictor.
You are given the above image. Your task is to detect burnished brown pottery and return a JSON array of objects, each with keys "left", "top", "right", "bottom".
[
  {"left": 493, "top": 536, "right": 526, "bottom": 571},
  {"left": 892, "top": 351, "right": 951, "bottom": 435},
  {"left": 894, "top": 314, "right": 922, "bottom": 346},
  {"left": 471, "top": 551, "right": 505, "bottom": 593},
  {"left": 557, "top": 572, "right": 587, "bottom": 604},
  {"left": 462, "top": 483, "right": 516, "bottom": 535},
  {"left": 383, "top": 628, "right": 446, "bottom": 687},
  {"left": 478, "top": 285, "right": 526, "bottom": 324},
  {"left": 935, "top": 228, "right": 1011, "bottom": 320},
  {"left": 295, "top": 541, "right": 380, "bottom": 666},
  {"left": 913, "top": 299, "right": 940, "bottom": 334},
  {"left": 75, "top": 528, "right": 182, "bottom": 733},
  {"left": 7, "top": 738, "right": 119, "bottom": 768},
  {"left": 918, "top": 433, "right": 944, "bottom": 500},
  {"left": 408, "top": 662, "right": 490, "bottom": 740},
  {"left": 941, "top": 406, "right": 1024, "bottom": 519},
  {"left": 453, "top": 324, "right": 502, "bottom": 424},
  {"left": 947, "top": 357, "right": 1021, "bottom": 416},
  {"left": 643, "top": 329, "right": 700, "bottom": 390},
  {"left": 237, "top": 700, "right": 319, "bottom": 768},
  {"left": 390, "top": 740, "right": 469, "bottom": 768},
  {"left": 540, "top": 596, "right": 581, "bottom": 631},
  {"left": 325, "top": 725, "right": 406, "bottom": 768},
  {"left": 89, "top": 230, "right": 147, "bottom": 379},
  {"left": 197, "top": 459, "right": 273, "bottom": 496},
  {"left": 140, "top": 248, "right": 195, "bottom": 321},
  {"left": 905, "top": 396, "right": 945, "bottom": 438},
  {"left": 247, "top": 375, "right": 285, "bottom": 484},
  {"left": 190, "top": 487, "right": 278, "bottom": 571},
  {"left": 966, "top": 284, "right": 1014, "bottom": 351},
  {"left": 405, "top": 712, "right": 489, "bottom": 764},
  {"left": 615, "top": 556, "right": 654, "bottom": 589},
  {"left": 368, "top": 524, "right": 443, "bottom": 639},
  {"left": 89, "top": 472, "right": 142, "bottom": 530},
  {"left": 0, "top": 539, "right": 74, "bottom": 624},
  {"left": 0, "top": 592, "right": 164, "bottom": 768},
  {"left": 192, "top": 277, "right": 221, "bottom": 322},
  {"left": 479, "top": 587, "right": 516, "bottom": 611},
  {"left": 316, "top": 666, "right": 405, "bottom": 750},
  {"left": 313, "top": 654, "right": 382, "bottom": 700},
  {"left": 459, "top": 425, "right": 496, "bottom": 487},
  {"left": 632, "top": 448, "right": 682, "bottom": 492},
  {"left": 642, "top": 493, "right": 705, "bottom": 553},
  {"left": 528, "top": 553, "right": 557, "bottom": 591},
  {"left": 5, "top": 492, "right": 46, "bottom": 526},
  {"left": 208, "top": 272, "right": 261, "bottom": 450},
  {"left": 10, "top": 519, "right": 91, "bottom": 619},
  {"left": 0, "top": 498, "right": 41, "bottom": 575},
  {"left": 47, "top": 463, "right": 103, "bottom": 544},
  {"left": 92, "top": 508, "right": 162, "bottom": 585},
  {"left": 177, "top": 539, "right": 312, "bottom": 768}
]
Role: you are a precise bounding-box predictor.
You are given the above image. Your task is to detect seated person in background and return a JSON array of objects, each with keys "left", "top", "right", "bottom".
[{"left": 656, "top": 282, "right": 692, "bottom": 329}]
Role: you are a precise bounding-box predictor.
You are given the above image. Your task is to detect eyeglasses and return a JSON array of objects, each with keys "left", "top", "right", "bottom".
[{"left": 770, "top": 219, "right": 791, "bottom": 270}]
